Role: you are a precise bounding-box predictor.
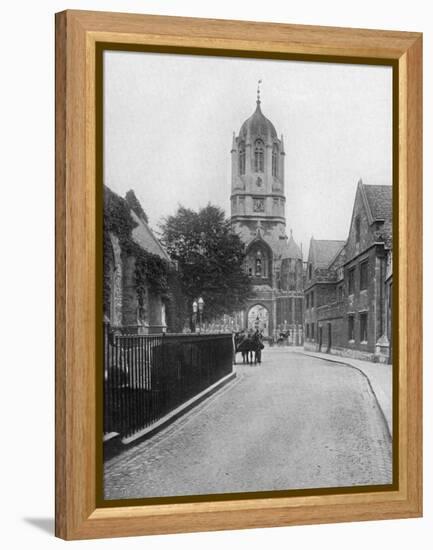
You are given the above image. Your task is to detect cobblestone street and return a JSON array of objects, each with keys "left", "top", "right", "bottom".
[{"left": 104, "top": 349, "right": 392, "bottom": 500}]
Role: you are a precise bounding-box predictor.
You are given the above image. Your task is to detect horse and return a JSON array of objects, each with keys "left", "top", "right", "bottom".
[{"left": 233, "top": 331, "right": 264, "bottom": 365}]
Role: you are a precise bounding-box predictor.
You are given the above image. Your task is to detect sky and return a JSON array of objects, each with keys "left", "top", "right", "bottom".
[{"left": 104, "top": 51, "right": 392, "bottom": 255}]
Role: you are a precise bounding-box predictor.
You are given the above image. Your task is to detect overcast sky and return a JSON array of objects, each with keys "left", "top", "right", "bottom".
[{"left": 104, "top": 51, "right": 392, "bottom": 254}]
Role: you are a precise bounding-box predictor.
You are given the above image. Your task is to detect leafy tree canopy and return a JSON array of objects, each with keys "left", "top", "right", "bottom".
[{"left": 160, "top": 204, "right": 252, "bottom": 319}]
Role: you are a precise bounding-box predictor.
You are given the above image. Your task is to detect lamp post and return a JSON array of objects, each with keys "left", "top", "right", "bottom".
[
  {"left": 198, "top": 296, "right": 204, "bottom": 333},
  {"left": 192, "top": 299, "right": 198, "bottom": 333}
]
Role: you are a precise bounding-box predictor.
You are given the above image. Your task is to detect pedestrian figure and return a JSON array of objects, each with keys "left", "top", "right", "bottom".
[{"left": 252, "top": 329, "right": 264, "bottom": 364}]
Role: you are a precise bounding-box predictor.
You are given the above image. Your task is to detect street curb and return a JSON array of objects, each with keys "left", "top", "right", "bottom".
[
  {"left": 104, "top": 371, "right": 237, "bottom": 460},
  {"left": 298, "top": 351, "right": 392, "bottom": 440}
]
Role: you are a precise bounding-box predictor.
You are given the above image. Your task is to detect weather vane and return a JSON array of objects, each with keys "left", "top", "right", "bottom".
[{"left": 257, "top": 79, "right": 262, "bottom": 103}]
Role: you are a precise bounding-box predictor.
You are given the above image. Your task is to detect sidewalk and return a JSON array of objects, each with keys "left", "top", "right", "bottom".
[{"left": 275, "top": 346, "right": 393, "bottom": 437}]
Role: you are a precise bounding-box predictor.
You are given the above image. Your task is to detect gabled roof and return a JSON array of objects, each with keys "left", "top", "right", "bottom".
[
  {"left": 363, "top": 184, "right": 392, "bottom": 222},
  {"left": 131, "top": 211, "right": 171, "bottom": 262},
  {"left": 310, "top": 239, "right": 346, "bottom": 269},
  {"left": 105, "top": 184, "right": 170, "bottom": 262},
  {"left": 357, "top": 180, "right": 392, "bottom": 225},
  {"left": 328, "top": 242, "right": 346, "bottom": 271},
  {"left": 356, "top": 180, "right": 392, "bottom": 248}
]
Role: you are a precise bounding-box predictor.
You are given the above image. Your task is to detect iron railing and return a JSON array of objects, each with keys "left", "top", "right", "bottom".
[{"left": 103, "top": 325, "right": 233, "bottom": 438}]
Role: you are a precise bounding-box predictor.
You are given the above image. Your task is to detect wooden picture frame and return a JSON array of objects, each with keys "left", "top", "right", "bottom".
[{"left": 55, "top": 9, "right": 422, "bottom": 540}]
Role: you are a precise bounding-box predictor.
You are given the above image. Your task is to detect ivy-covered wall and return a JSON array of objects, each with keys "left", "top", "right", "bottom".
[{"left": 104, "top": 186, "right": 187, "bottom": 332}]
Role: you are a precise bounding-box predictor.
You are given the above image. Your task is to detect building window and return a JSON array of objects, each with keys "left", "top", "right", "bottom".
[
  {"left": 338, "top": 285, "right": 344, "bottom": 302},
  {"left": 254, "top": 139, "right": 264, "bottom": 172},
  {"left": 272, "top": 144, "right": 278, "bottom": 177},
  {"left": 311, "top": 323, "right": 315, "bottom": 340},
  {"left": 308, "top": 263, "right": 312, "bottom": 279},
  {"left": 306, "top": 294, "right": 309, "bottom": 309},
  {"left": 348, "top": 315, "right": 355, "bottom": 341},
  {"left": 239, "top": 142, "right": 246, "bottom": 175},
  {"left": 355, "top": 215, "right": 361, "bottom": 243},
  {"left": 306, "top": 324, "right": 310, "bottom": 339},
  {"left": 348, "top": 267, "right": 355, "bottom": 295},
  {"left": 360, "top": 260, "right": 368, "bottom": 290},
  {"left": 360, "top": 312, "right": 368, "bottom": 343},
  {"left": 311, "top": 291, "right": 314, "bottom": 308}
]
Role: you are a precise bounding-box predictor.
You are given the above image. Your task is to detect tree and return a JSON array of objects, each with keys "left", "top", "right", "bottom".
[{"left": 160, "top": 204, "right": 252, "bottom": 320}]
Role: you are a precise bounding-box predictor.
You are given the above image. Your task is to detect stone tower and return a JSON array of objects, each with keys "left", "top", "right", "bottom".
[
  {"left": 230, "top": 83, "right": 286, "bottom": 248},
  {"left": 230, "top": 84, "right": 304, "bottom": 341}
]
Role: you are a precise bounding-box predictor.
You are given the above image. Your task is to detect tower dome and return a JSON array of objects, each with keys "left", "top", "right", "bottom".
[
  {"left": 281, "top": 230, "right": 303, "bottom": 260},
  {"left": 239, "top": 100, "right": 277, "bottom": 141}
]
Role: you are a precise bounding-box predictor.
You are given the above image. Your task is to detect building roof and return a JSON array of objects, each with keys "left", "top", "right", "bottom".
[
  {"left": 310, "top": 239, "right": 346, "bottom": 268},
  {"left": 130, "top": 210, "right": 171, "bottom": 262},
  {"left": 363, "top": 184, "right": 392, "bottom": 222},
  {"left": 239, "top": 100, "right": 277, "bottom": 141},
  {"left": 281, "top": 231, "right": 303, "bottom": 260}
]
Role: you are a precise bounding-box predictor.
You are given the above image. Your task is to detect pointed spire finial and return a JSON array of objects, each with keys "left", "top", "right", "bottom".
[{"left": 257, "top": 79, "right": 262, "bottom": 104}]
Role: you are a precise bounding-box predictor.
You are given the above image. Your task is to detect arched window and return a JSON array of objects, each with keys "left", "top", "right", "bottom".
[
  {"left": 239, "top": 142, "right": 246, "bottom": 175},
  {"left": 254, "top": 139, "right": 264, "bottom": 173},
  {"left": 272, "top": 144, "right": 278, "bottom": 177}
]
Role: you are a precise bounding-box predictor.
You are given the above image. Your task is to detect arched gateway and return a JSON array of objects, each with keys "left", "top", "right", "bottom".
[{"left": 248, "top": 305, "right": 269, "bottom": 337}]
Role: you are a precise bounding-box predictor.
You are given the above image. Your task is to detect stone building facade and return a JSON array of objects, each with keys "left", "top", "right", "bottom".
[
  {"left": 304, "top": 179, "right": 392, "bottom": 363},
  {"left": 104, "top": 186, "right": 171, "bottom": 334},
  {"left": 230, "top": 90, "right": 304, "bottom": 341}
]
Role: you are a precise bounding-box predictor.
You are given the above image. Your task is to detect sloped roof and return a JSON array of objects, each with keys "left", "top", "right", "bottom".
[
  {"left": 363, "top": 184, "right": 392, "bottom": 222},
  {"left": 311, "top": 239, "right": 346, "bottom": 268},
  {"left": 281, "top": 231, "right": 303, "bottom": 260},
  {"left": 328, "top": 243, "right": 346, "bottom": 271},
  {"left": 130, "top": 210, "right": 170, "bottom": 261}
]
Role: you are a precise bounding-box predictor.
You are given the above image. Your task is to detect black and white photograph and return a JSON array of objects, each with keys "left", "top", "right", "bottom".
[{"left": 102, "top": 50, "right": 393, "bottom": 501}]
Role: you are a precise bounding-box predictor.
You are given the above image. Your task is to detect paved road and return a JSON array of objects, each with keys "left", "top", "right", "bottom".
[{"left": 104, "top": 350, "right": 392, "bottom": 500}]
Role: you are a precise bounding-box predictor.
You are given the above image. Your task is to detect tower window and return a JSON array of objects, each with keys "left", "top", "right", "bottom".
[
  {"left": 254, "top": 139, "right": 264, "bottom": 173},
  {"left": 239, "top": 142, "right": 246, "bottom": 175},
  {"left": 272, "top": 144, "right": 278, "bottom": 177}
]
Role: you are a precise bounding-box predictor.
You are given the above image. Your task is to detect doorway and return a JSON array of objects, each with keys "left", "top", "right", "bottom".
[{"left": 327, "top": 323, "right": 332, "bottom": 353}]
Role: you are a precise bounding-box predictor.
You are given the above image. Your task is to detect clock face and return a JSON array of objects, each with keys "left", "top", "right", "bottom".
[{"left": 253, "top": 198, "right": 265, "bottom": 212}]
